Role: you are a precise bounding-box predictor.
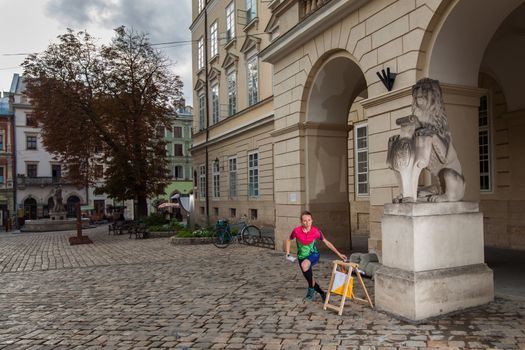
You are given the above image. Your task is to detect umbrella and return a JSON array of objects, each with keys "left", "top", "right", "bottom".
[{"left": 158, "top": 202, "right": 180, "bottom": 209}]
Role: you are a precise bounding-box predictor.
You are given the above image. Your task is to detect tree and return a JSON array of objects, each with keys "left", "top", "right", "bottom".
[{"left": 22, "top": 27, "right": 183, "bottom": 218}]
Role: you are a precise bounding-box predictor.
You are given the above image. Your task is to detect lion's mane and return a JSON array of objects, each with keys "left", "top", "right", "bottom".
[{"left": 412, "top": 78, "right": 451, "bottom": 148}]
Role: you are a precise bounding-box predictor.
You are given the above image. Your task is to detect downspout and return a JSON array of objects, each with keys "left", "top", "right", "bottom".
[{"left": 204, "top": 8, "right": 210, "bottom": 226}]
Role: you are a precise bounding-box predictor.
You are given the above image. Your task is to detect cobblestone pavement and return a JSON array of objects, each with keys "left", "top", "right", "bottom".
[{"left": 0, "top": 226, "right": 524, "bottom": 349}]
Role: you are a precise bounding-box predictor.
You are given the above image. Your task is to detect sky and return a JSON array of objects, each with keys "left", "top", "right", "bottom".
[{"left": 0, "top": 0, "right": 193, "bottom": 105}]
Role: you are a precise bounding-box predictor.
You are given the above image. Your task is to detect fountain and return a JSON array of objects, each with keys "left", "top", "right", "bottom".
[{"left": 21, "top": 184, "right": 90, "bottom": 232}]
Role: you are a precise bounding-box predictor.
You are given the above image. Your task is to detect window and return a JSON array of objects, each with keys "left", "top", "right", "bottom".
[
  {"left": 355, "top": 124, "right": 369, "bottom": 196},
  {"left": 226, "top": 3, "right": 235, "bottom": 42},
  {"left": 197, "top": 37, "right": 204, "bottom": 71},
  {"left": 199, "top": 94, "right": 205, "bottom": 130},
  {"left": 198, "top": 0, "right": 204, "bottom": 13},
  {"left": 230, "top": 208, "right": 236, "bottom": 218},
  {"left": 479, "top": 95, "right": 491, "bottom": 192},
  {"left": 199, "top": 165, "right": 206, "bottom": 198},
  {"left": 211, "top": 82, "right": 219, "bottom": 124},
  {"left": 157, "top": 126, "right": 165, "bottom": 137},
  {"left": 247, "top": 55, "right": 258, "bottom": 106},
  {"left": 173, "top": 126, "right": 182, "bottom": 138},
  {"left": 51, "top": 164, "right": 61, "bottom": 180},
  {"left": 0, "top": 132, "right": 3, "bottom": 150},
  {"left": 248, "top": 152, "right": 259, "bottom": 197},
  {"left": 0, "top": 167, "right": 4, "bottom": 183},
  {"left": 227, "top": 71, "right": 237, "bottom": 116},
  {"left": 250, "top": 208, "right": 258, "bottom": 220},
  {"left": 26, "top": 113, "right": 37, "bottom": 127},
  {"left": 27, "top": 163, "right": 37, "bottom": 178},
  {"left": 229, "top": 157, "right": 237, "bottom": 198},
  {"left": 26, "top": 135, "right": 37, "bottom": 150},
  {"left": 213, "top": 159, "right": 220, "bottom": 198},
  {"left": 213, "top": 207, "right": 219, "bottom": 216},
  {"left": 174, "top": 144, "right": 183, "bottom": 157},
  {"left": 174, "top": 165, "right": 183, "bottom": 179},
  {"left": 246, "top": 0, "right": 257, "bottom": 23},
  {"left": 94, "top": 165, "right": 104, "bottom": 179},
  {"left": 210, "top": 22, "right": 218, "bottom": 58}
]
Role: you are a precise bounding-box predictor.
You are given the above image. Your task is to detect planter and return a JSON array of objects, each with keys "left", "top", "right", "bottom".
[{"left": 170, "top": 236, "right": 214, "bottom": 245}]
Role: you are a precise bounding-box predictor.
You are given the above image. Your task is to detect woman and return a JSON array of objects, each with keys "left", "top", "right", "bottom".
[{"left": 286, "top": 211, "right": 347, "bottom": 301}]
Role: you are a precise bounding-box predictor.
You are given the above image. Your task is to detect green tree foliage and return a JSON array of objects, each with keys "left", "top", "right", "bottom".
[{"left": 22, "top": 27, "right": 183, "bottom": 217}]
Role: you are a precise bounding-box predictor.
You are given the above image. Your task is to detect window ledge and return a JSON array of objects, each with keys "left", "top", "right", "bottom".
[{"left": 243, "top": 17, "right": 258, "bottom": 32}]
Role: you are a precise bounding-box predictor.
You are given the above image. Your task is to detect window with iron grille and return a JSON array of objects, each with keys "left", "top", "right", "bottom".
[
  {"left": 479, "top": 95, "right": 491, "bottom": 192},
  {"left": 355, "top": 124, "right": 368, "bottom": 196},
  {"left": 248, "top": 152, "right": 259, "bottom": 197}
]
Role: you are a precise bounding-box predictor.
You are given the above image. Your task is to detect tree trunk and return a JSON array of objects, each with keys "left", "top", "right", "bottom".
[{"left": 137, "top": 195, "right": 148, "bottom": 219}]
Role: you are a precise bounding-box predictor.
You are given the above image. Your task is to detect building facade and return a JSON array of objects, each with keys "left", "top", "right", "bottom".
[
  {"left": 0, "top": 93, "right": 15, "bottom": 228},
  {"left": 192, "top": 0, "right": 525, "bottom": 253},
  {"left": 190, "top": 0, "right": 276, "bottom": 228}
]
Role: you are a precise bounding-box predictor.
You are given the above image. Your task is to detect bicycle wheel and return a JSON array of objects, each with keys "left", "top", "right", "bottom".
[
  {"left": 213, "top": 228, "right": 232, "bottom": 248},
  {"left": 240, "top": 225, "right": 262, "bottom": 245}
]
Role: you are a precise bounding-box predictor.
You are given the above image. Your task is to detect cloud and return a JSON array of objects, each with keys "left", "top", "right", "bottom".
[{"left": 44, "top": 0, "right": 193, "bottom": 105}]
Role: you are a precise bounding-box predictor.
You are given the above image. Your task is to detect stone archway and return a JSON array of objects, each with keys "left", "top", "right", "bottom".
[
  {"left": 24, "top": 197, "right": 37, "bottom": 220},
  {"left": 66, "top": 196, "right": 80, "bottom": 217},
  {"left": 303, "top": 51, "right": 367, "bottom": 252}
]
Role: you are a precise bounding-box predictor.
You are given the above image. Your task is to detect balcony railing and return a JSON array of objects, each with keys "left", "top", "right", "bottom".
[
  {"left": 17, "top": 176, "right": 69, "bottom": 189},
  {"left": 301, "top": 0, "right": 332, "bottom": 19}
]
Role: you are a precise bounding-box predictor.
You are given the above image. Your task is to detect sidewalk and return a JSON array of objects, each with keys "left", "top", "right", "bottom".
[{"left": 0, "top": 226, "right": 523, "bottom": 349}]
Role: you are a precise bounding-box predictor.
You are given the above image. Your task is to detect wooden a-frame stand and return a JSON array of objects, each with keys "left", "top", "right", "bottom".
[{"left": 323, "top": 260, "right": 374, "bottom": 315}]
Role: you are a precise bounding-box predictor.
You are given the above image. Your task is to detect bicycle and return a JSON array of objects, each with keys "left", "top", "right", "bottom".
[{"left": 212, "top": 218, "right": 262, "bottom": 248}]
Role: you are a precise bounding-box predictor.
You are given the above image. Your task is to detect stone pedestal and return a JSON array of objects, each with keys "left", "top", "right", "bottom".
[
  {"left": 375, "top": 202, "right": 494, "bottom": 321},
  {"left": 50, "top": 211, "right": 67, "bottom": 221}
]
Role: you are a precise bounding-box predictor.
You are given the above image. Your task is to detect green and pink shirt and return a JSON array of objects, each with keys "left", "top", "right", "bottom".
[{"left": 289, "top": 226, "right": 324, "bottom": 260}]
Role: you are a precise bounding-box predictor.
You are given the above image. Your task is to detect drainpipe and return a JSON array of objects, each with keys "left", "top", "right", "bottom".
[
  {"left": 9, "top": 92, "right": 17, "bottom": 229},
  {"left": 204, "top": 8, "right": 210, "bottom": 226}
]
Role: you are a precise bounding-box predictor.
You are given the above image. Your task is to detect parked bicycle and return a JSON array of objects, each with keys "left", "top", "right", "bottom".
[{"left": 213, "top": 218, "right": 262, "bottom": 248}]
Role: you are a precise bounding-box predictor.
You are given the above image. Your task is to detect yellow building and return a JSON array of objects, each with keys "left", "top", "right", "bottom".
[{"left": 191, "top": 0, "right": 525, "bottom": 253}]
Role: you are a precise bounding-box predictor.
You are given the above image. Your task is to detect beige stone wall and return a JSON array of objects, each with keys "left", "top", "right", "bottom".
[
  {"left": 267, "top": 0, "right": 442, "bottom": 253},
  {"left": 479, "top": 73, "right": 525, "bottom": 249}
]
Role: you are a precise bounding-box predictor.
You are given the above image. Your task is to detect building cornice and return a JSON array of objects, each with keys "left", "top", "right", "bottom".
[
  {"left": 190, "top": 113, "right": 274, "bottom": 152},
  {"left": 260, "top": 0, "right": 369, "bottom": 64}
]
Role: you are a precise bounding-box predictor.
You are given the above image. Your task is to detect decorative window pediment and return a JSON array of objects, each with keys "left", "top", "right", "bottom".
[
  {"left": 208, "top": 67, "right": 221, "bottom": 81},
  {"left": 240, "top": 35, "right": 261, "bottom": 54},
  {"left": 194, "top": 78, "right": 205, "bottom": 92},
  {"left": 221, "top": 53, "right": 239, "bottom": 69}
]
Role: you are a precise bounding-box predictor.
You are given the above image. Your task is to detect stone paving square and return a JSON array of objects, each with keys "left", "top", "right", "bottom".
[{"left": 0, "top": 226, "right": 524, "bottom": 349}]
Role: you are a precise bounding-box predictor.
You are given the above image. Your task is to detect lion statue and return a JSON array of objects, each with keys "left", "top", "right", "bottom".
[{"left": 386, "top": 78, "right": 465, "bottom": 203}]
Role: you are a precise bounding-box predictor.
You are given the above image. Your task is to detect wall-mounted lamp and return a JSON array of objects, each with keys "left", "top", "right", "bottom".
[{"left": 376, "top": 67, "right": 397, "bottom": 91}]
